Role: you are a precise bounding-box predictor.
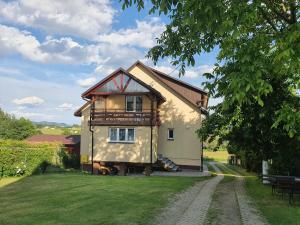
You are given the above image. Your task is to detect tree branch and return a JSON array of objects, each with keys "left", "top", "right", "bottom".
[{"left": 258, "top": 6, "right": 280, "bottom": 33}]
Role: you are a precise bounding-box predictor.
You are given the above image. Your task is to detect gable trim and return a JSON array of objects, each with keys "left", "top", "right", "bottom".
[{"left": 81, "top": 67, "right": 165, "bottom": 102}]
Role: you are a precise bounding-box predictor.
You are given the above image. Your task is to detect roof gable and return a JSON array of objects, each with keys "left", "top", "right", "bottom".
[
  {"left": 127, "top": 61, "right": 209, "bottom": 111},
  {"left": 81, "top": 68, "right": 165, "bottom": 101}
]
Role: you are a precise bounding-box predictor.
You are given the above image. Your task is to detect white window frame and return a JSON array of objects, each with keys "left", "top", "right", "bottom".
[
  {"left": 125, "top": 96, "right": 142, "bottom": 112},
  {"left": 108, "top": 128, "right": 135, "bottom": 143},
  {"left": 167, "top": 128, "right": 174, "bottom": 140}
]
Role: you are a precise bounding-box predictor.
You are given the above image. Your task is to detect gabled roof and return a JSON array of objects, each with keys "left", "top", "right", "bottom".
[
  {"left": 127, "top": 61, "right": 209, "bottom": 111},
  {"left": 81, "top": 67, "right": 165, "bottom": 102},
  {"left": 74, "top": 101, "right": 90, "bottom": 117},
  {"left": 27, "top": 135, "right": 80, "bottom": 145}
]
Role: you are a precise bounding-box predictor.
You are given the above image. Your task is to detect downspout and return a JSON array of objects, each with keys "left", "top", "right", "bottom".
[
  {"left": 89, "top": 97, "right": 95, "bottom": 175},
  {"left": 150, "top": 96, "right": 154, "bottom": 168},
  {"left": 200, "top": 139, "right": 204, "bottom": 172}
]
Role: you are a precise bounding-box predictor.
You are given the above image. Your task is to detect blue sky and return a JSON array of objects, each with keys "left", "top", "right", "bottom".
[{"left": 0, "top": 0, "right": 218, "bottom": 125}]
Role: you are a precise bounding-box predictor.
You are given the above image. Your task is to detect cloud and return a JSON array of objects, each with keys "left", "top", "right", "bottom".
[
  {"left": 10, "top": 110, "right": 57, "bottom": 120},
  {"left": 0, "top": 66, "right": 22, "bottom": 75},
  {"left": 57, "top": 103, "right": 76, "bottom": 111},
  {"left": 13, "top": 96, "right": 44, "bottom": 106},
  {"left": 98, "top": 18, "right": 165, "bottom": 48},
  {"left": 77, "top": 77, "right": 97, "bottom": 88},
  {"left": 0, "top": 0, "right": 115, "bottom": 40}
]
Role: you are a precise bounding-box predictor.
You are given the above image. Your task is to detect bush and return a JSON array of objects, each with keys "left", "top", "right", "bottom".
[
  {"left": 0, "top": 140, "right": 62, "bottom": 177},
  {"left": 58, "top": 149, "right": 80, "bottom": 169}
]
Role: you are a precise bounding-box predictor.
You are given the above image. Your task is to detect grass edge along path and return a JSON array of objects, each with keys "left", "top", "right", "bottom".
[{"left": 0, "top": 173, "right": 207, "bottom": 225}]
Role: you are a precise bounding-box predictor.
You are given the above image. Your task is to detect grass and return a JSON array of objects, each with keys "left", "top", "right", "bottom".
[
  {"left": 39, "top": 127, "right": 80, "bottom": 135},
  {"left": 245, "top": 176, "right": 300, "bottom": 225},
  {"left": 227, "top": 165, "right": 300, "bottom": 225},
  {"left": 203, "top": 151, "right": 229, "bottom": 163},
  {"left": 0, "top": 173, "right": 206, "bottom": 225}
]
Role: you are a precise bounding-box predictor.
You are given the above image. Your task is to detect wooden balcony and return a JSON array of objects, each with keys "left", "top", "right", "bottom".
[{"left": 89, "top": 109, "right": 160, "bottom": 126}]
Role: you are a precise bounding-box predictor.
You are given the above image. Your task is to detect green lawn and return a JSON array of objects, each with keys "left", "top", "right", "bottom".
[
  {"left": 0, "top": 174, "right": 206, "bottom": 225},
  {"left": 39, "top": 126, "right": 80, "bottom": 135},
  {"left": 203, "top": 151, "right": 229, "bottom": 163},
  {"left": 245, "top": 176, "right": 300, "bottom": 225},
  {"left": 229, "top": 165, "right": 300, "bottom": 225}
]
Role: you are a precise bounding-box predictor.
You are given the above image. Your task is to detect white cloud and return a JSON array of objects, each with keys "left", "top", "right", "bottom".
[
  {"left": 0, "top": 0, "right": 115, "bottom": 40},
  {"left": 10, "top": 110, "right": 57, "bottom": 120},
  {"left": 0, "top": 24, "right": 145, "bottom": 68},
  {"left": 13, "top": 96, "right": 44, "bottom": 106},
  {"left": 98, "top": 18, "right": 165, "bottom": 48},
  {"left": 57, "top": 103, "right": 75, "bottom": 111},
  {"left": 0, "top": 66, "right": 22, "bottom": 75},
  {"left": 77, "top": 77, "right": 97, "bottom": 88}
]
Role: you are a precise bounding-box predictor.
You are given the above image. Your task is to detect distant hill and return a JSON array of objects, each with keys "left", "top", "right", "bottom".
[{"left": 33, "top": 121, "right": 73, "bottom": 128}]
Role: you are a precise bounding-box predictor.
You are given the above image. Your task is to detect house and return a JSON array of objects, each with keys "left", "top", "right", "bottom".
[
  {"left": 26, "top": 134, "right": 80, "bottom": 155},
  {"left": 74, "top": 61, "right": 208, "bottom": 175}
]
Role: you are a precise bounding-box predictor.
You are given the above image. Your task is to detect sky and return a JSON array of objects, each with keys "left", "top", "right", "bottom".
[{"left": 0, "top": 0, "right": 219, "bottom": 125}]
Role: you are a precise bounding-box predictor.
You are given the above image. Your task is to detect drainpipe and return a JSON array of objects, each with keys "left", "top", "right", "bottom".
[
  {"left": 150, "top": 97, "right": 154, "bottom": 168},
  {"left": 200, "top": 139, "right": 204, "bottom": 172},
  {"left": 89, "top": 98, "right": 95, "bottom": 175}
]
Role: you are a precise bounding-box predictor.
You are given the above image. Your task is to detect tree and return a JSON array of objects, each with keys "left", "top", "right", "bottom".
[
  {"left": 0, "top": 108, "right": 39, "bottom": 140},
  {"left": 122, "top": 0, "right": 300, "bottom": 173}
]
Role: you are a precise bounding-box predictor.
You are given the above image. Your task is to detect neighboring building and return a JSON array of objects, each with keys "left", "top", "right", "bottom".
[
  {"left": 27, "top": 134, "right": 80, "bottom": 155},
  {"left": 74, "top": 61, "right": 208, "bottom": 174}
]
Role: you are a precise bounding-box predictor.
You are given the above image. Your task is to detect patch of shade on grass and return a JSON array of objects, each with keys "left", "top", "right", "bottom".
[{"left": 0, "top": 173, "right": 206, "bottom": 225}]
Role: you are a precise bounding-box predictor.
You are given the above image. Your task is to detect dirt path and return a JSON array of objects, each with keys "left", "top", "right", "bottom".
[
  {"left": 154, "top": 163, "right": 223, "bottom": 225},
  {"left": 205, "top": 163, "right": 266, "bottom": 225},
  {"left": 154, "top": 162, "right": 267, "bottom": 225},
  {"left": 204, "top": 172, "right": 242, "bottom": 225}
]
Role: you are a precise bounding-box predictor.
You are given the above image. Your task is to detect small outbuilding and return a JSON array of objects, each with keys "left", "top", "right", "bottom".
[{"left": 27, "top": 134, "right": 80, "bottom": 155}]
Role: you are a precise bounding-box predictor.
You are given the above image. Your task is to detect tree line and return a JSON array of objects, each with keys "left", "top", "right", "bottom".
[{"left": 0, "top": 108, "right": 39, "bottom": 140}]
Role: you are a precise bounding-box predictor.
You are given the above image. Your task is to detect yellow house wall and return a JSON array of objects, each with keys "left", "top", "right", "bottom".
[
  {"left": 128, "top": 65, "right": 202, "bottom": 166},
  {"left": 94, "top": 95, "right": 152, "bottom": 111},
  {"left": 80, "top": 104, "right": 157, "bottom": 164}
]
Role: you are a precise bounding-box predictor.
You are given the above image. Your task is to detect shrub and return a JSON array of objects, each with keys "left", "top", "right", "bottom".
[
  {"left": 0, "top": 140, "right": 62, "bottom": 177},
  {"left": 58, "top": 149, "right": 80, "bottom": 169}
]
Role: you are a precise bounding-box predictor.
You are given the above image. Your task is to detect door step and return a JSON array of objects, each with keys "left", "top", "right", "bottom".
[{"left": 157, "top": 154, "right": 181, "bottom": 172}]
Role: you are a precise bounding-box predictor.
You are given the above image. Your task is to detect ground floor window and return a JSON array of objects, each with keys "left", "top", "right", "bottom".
[{"left": 109, "top": 128, "right": 135, "bottom": 143}]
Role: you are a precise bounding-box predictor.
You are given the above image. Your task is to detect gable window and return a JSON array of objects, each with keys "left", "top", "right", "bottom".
[
  {"left": 109, "top": 128, "right": 135, "bottom": 143},
  {"left": 168, "top": 128, "right": 174, "bottom": 140},
  {"left": 126, "top": 96, "right": 142, "bottom": 112}
]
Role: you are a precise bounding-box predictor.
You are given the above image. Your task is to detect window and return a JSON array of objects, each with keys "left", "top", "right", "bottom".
[
  {"left": 168, "top": 128, "right": 174, "bottom": 140},
  {"left": 109, "top": 128, "right": 135, "bottom": 143},
  {"left": 126, "top": 96, "right": 142, "bottom": 112}
]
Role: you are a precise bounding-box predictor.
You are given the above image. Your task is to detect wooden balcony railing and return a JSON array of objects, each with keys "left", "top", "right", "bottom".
[{"left": 89, "top": 109, "right": 160, "bottom": 126}]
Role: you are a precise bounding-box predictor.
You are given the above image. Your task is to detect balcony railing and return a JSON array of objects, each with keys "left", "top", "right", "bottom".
[{"left": 89, "top": 109, "right": 160, "bottom": 126}]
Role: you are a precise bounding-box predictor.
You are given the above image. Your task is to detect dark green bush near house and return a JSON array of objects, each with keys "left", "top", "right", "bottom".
[
  {"left": 0, "top": 140, "right": 62, "bottom": 177},
  {"left": 58, "top": 149, "right": 80, "bottom": 169}
]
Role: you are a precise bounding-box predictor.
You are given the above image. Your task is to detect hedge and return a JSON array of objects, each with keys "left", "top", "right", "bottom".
[{"left": 0, "top": 140, "right": 62, "bottom": 177}]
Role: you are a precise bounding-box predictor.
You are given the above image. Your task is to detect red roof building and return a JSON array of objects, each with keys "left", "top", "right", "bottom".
[{"left": 27, "top": 134, "right": 80, "bottom": 154}]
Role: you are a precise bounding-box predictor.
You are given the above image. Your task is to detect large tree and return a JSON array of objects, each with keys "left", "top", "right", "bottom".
[
  {"left": 0, "top": 109, "right": 39, "bottom": 140},
  {"left": 123, "top": 0, "right": 300, "bottom": 172}
]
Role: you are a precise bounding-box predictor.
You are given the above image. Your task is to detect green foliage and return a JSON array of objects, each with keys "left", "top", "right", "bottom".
[
  {"left": 122, "top": 0, "right": 300, "bottom": 174},
  {"left": 58, "top": 149, "right": 80, "bottom": 169},
  {"left": 0, "top": 108, "right": 39, "bottom": 140},
  {"left": 0, "top": 140, "right": 62, "bottom": 177}
]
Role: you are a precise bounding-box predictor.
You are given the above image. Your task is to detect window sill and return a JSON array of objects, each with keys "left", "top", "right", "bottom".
[
  {"left": 108, "top": 141, "right": 135, "bottom": 144},
  {"left": 167, "top": 138, "right": 174, "bottom": 141}
]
